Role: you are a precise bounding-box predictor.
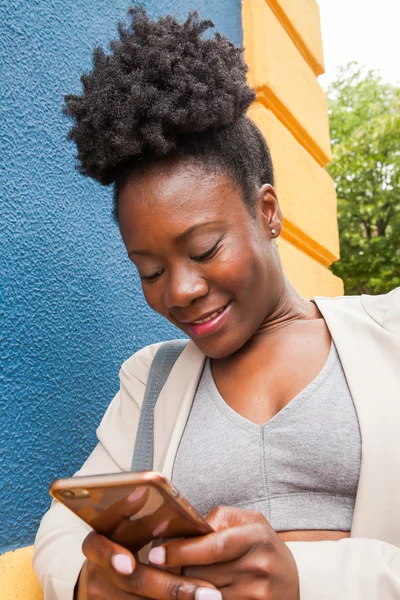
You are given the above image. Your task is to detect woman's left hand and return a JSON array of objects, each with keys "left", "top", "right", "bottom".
[{"left": 148, "top": 506, "right": 299, "bottom": 600}]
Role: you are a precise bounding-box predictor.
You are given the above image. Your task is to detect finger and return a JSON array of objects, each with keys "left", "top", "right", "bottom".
[
  {"left": 216, "top": 583, "right": 264, "bottom": 600},
  {"left": 83, "top": 534, "right": 220, "bottom": 599},
  {"left": 105, "top": 502, "right": 176, "bottom": 552},
  {"left": 149, "top": 523, "right": 265, "bottom": 567},
  {"left": 183, "top": 560, "right": 237, "bottom": 588},
  {"left": 205, "top": 506, "right": 266, "bottom": 532},
  {"left": 116, "top": 501, "right": 175, "bottom": 544},
  {"left": 107, "top": 562, "right": 221, "bottom": 600},
  {"left": 86, "top": 571, "right": 147, "bottom": 600},
  {"left": 90, "top": 487, "right": 150, "bottom": 534},
  {"left": 82, "top": 531, "right": 136, "bottom": 576}
]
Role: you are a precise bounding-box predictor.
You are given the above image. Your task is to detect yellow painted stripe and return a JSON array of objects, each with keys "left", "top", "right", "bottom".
[
  {"left": 248, "top": 104, "right": 339, "bottom": 261},
  {"left": 255, "top": 89, "right": 330, "bottom": 168},
  {"left": 281, "top": 217, "right": 337, "bottom": 267},
  {"left": 277, "top": 238, "right": 344, "bottom": 298},
  {"left": 243, "top": 0, "right": 332, "bottom": 166},
  {"left": 264, "top": 0, "right": 325, "bottom": 76}
]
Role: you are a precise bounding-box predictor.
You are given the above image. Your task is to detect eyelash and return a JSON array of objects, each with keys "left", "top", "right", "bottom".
[
  {"left": 140, "top": 242, "right": 220, "bottom": 282},
  {"left": 191, "top": 242, "right": 220, "bottom": 262}
]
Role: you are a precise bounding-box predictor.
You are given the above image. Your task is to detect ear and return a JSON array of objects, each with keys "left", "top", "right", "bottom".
[{"left": 257, "top": 184, "right": 282, "bottom": 239}]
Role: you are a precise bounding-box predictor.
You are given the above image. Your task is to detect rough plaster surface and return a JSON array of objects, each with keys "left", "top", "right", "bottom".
[{"left": 0, "top": 0, "right": 242, "bottom": 552}]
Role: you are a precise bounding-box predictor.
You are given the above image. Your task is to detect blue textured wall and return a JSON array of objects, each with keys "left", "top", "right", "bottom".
[{"left": 0, "top": 0, "right": 242, "bottom": 553}]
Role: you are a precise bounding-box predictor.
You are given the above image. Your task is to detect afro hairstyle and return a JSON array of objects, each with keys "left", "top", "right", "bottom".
[{"left": 64, "top": 6, "right": 274, "bottom": 216}]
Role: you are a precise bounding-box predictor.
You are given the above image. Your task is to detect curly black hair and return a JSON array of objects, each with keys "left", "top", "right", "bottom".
[{"left": 64, "top": 6, "right": 274, "bottom": 218}]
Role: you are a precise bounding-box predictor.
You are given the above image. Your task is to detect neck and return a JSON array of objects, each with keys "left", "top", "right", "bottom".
[{"left": 254, "top": 277, "right": 320, "bottom": 338}]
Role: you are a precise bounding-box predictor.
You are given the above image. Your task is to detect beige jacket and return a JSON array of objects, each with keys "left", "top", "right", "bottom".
[{"left": 33, "top": 289, "right": 400, "bottom": 600}]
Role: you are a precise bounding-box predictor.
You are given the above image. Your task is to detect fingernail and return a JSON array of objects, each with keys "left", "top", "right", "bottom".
[
  {"left": 148, "top": 546, "right": 166, "bottom": 565},
  {"left": 195, "top": 589, "right": 222, "bottom": 600},
  {"left": 127, "top": 487, "right": 146, "bottom": 503},
  {"left": 152, "top": 520, "right": 169, "bottom": 537},
  {"left": 111, "top": 554, "right": 134, "bottom": 575}
]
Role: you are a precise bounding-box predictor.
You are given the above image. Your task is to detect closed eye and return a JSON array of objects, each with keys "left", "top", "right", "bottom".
[
  {"left": 191, "top": 242, "right": 220, "bottom": 262},
  {"left": 140, "top": 269, "right": 163, "bottom": 282},
  {"left": 140, "top": 240, "right": 221, "bottom": 281}
]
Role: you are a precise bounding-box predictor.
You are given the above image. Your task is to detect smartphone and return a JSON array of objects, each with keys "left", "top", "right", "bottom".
[{"left": 50, "top": 471, "right": 213, "bottom": 552}]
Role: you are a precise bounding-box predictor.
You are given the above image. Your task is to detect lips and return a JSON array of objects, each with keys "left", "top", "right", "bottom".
[
  {"left": 177, "top": 304, "right": 228, "bottom": 325},
  {"left": 184, "top": 302, "right": 232, "bottom": 338},
  {"left": 191, "top": 305, "right": 226, "bottom": 324}
]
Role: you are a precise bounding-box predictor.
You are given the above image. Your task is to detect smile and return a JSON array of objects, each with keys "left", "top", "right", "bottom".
[
  {"left": 192, "top": 306, "right": 226, "bottom": 324},
  {"left": 186, "top": 302, "right": 231, "bottom": 337}
]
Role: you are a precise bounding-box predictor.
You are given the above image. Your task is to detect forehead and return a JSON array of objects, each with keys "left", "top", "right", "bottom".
[{"left": 118, "top": 159, "right": 248, "bottom": 240}]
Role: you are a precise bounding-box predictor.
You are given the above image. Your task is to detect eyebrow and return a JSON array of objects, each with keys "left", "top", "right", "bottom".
[{"left": 128, "top": 220, "right": 222, "bottom": 258}]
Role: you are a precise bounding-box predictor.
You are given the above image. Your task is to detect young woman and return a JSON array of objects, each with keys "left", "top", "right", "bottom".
[{"left": 33, "top": 8, "right": 400, "bottom": 600}]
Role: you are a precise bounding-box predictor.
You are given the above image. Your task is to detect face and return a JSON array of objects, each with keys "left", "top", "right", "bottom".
[{"left": 118, "top": 158, "right": 284, "bottom": 359}]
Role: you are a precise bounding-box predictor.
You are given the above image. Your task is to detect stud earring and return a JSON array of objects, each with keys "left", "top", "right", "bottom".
[{"left": 271, "top": 228, "right": 276, "bottom": 235}]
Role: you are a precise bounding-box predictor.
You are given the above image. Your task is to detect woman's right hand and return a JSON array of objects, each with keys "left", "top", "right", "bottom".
[{"left": 75, "top": 531, "right": 221, "bottom": 600}]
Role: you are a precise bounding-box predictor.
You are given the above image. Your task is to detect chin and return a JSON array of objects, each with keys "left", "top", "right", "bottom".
[{"left": 195, "top": 333, "right": 247, "bottom": 360}]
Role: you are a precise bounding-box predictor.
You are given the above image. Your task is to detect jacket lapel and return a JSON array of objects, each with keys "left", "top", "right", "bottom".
[{"left": 315, "top": 296, "right": 400, "bottom": 545}]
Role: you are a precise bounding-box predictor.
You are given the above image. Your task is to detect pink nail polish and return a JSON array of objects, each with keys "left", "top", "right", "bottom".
[
  {"left": 111, "top": 554, "right": 134, "bottom": 575},
  {"left": 152, "top": 520, "right": 169, "bottom": 537},
  {"left": 195, "top": 589, "right": 222, "bottom": 600},
  {"left": 148, "top": 546, "right": 166, "bottom": 565},
  {"left": 127, "top": 487, "right": 146, "bottom": 503}
]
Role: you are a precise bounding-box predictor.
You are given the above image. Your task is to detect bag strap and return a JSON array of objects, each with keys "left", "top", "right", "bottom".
[{"left": 131, "top": 339, "right": 188, "bottom": 472}]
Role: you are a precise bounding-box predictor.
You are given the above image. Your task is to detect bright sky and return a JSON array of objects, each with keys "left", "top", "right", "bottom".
[{"left": 317, "top": 0, "right": 400, "bottom": 88}]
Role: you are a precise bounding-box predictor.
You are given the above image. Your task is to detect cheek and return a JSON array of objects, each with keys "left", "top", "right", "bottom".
[
  {"left": 213, "top": 247, "right": 267, "bottom": 298},
  {"left": 141, "top": 284, "right": 165, "bottom": 314}
]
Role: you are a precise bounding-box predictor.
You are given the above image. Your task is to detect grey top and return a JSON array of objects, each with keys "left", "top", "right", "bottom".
[{"left": 172, "top": 341, "right": 362, "bottom": 532}]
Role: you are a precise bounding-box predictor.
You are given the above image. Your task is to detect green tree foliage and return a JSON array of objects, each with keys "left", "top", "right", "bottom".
[{"left": 326, "top": 63, "right": 400, "bottom": 294}]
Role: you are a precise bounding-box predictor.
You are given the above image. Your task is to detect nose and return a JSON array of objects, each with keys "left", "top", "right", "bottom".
[{"left": 164, "top": 265, "right": 209, "bottom": 308}]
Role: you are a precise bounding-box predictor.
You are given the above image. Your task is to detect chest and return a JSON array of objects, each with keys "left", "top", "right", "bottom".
[
  {"left": 211, "top": 322, "right": 332, "bottom": 425},
  {"left": 172, "top": 352, "right": 361, "bottom": 530}
]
